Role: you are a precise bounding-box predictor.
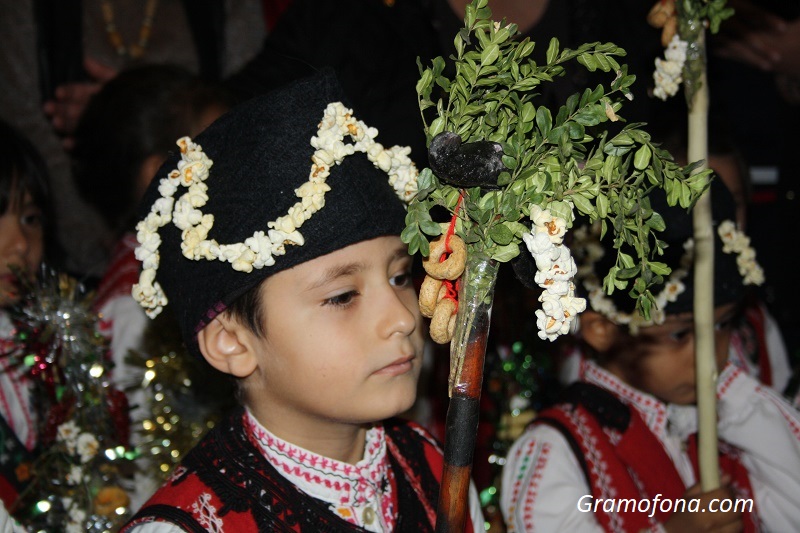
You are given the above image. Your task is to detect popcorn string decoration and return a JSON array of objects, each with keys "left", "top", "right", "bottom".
[{"left": 133, "top": 102, "right": 418, "bottom": 318}]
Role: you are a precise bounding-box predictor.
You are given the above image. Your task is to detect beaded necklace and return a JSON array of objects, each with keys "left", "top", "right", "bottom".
[{"left": 100, "top": 0, "right": 160, "bottom": 59}]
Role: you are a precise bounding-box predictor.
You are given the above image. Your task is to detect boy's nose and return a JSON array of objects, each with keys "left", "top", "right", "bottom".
[{"left": 380, "top": 290, "right": 418, "bottom": 339}]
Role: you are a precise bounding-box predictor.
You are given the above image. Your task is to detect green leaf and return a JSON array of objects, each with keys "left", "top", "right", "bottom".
[
  {"left": 419, "top": 219, "right": 443, "bottom": 236},
  {"left": 593, "top": 193, "right": 607, "bottom": 218},
  {"left": 400, "top": 223, "right": 418, "bottom": 244},
  {"left": 481, "top": 43, "right": 500, "bottom": 66},
  {"left": 536, "top": 106, "right": 552, "bottom": 135},
  {"left": 489, "top": 223, "right": 514, "bottom": 245},
  {"left": 633, "top": 144, "right": 652, "bottom": 171},
  {"left": 649, "top": 261, "right": 671, "bottom": 276},
  {"left": 429, "top": 116, "right": 446, "bottom": 138},
  {"left": 571, "top": 192, "right": 594, "bottom": 215},
  {"left": 646, "top": 211, "right": 665, "bottom": 231},
  {"left": 616, "top": 266, "right": 640, "bottom": 280},
  {"left": 546, "top": 37, "right": 559, "bottom": 64},
  {"left": 490, "top": 243, "right": 521, "bottom": 262},
  {"left": 577, "top": 53, "right": 598, "bottom": 71}
]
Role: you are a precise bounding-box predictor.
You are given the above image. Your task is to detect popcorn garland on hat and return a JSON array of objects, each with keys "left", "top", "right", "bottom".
[
  {"left": 573, "top": 218, "right": 764, "bottom": 331},
  {"left": 132, "top": 102, "right": 418, "bottom": 318}
]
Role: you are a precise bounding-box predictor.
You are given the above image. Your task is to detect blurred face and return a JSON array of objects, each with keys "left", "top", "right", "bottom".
[
  {"left": 607, "top": 303, "right": 739, "bottom": 405},
  {"left": 0, "top": 188, "right": 43, "bottom": 306},
  {"left": 244, "top": 236, "right": 425, "bottom": 435}
]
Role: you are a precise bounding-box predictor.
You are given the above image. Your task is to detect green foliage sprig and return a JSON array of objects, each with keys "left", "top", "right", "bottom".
[{"left": 403, "top": 0, "right": 712, "bottom": 319}]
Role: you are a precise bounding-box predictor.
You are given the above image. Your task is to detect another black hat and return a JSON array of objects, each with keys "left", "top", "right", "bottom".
[
  {"left": 572, "top": 178, "right": 763, "bottom": 329},
  {"left": 132, "top": 69, "right": 417, "bottom": 357}
]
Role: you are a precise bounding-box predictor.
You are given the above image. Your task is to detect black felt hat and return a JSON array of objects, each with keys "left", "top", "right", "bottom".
[
  {"left": 572, "top": 178, "right": 761, "bottom": 326},
  {"left": 135, "top": 69, "right": 411, "bottom": 357}
]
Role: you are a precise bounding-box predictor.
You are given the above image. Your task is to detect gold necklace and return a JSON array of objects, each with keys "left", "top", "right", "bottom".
[{"left": 100, "top": 0, "right": 160, "bottom": 59}]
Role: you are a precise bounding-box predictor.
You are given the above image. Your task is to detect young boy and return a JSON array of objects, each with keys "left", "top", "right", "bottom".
[
  {"left": 500, "top": 181, "right": 800, "bottom": 532},
  {"left": 120, "top": 70, "right": 484, "bottom": 532}
]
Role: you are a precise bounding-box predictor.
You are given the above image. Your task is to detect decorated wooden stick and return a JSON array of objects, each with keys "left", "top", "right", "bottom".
[
  {"left": 405, "top": 1, "right": 712, "bottom": 529},
  {"left": 649, "top": 0, "right": 734, "bottom": 491}
]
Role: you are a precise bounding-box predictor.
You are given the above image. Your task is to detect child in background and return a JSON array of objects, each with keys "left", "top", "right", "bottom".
[
  {"left": 120, "top": 69, "right": 484, "bottom": 531},
  {"left": 70, "top": 64, "right": 232, "bottom": 510},
  {"left": 0, "top": 119, "right": 54, "bottom": 509},
  {"left": 501, "top": 181, "right": 800, "bottom": 532},
  {"left": 72, "top": 63, "right": 231, "bottom": 369},
  {"left": 556, "top": 120, "right": 794, "bottom": 402}
]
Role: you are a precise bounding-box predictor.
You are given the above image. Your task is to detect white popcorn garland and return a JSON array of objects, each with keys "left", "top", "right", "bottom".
[
  {"left": 132, "top": 102, "right": 418, "bottom": 318},
  {"left": 573, "top": 218, "right": 763, "bottom": 333},
  {"left": 717, "top": 220, "right": 765, "bottom": 286},
  {"left": 522, "top": 204, "right": 587, "bottom": 341},
  {"left": 652, "top": 35, "right": 688, "bottom": 101}
]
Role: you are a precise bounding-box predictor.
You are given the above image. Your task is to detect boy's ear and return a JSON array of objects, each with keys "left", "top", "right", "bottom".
[
  {"left": 196, "top": 314, "right": 258, "bottom": 378},
  {"left": 579, "top": 310, "right": 619, "bottom": 353}
]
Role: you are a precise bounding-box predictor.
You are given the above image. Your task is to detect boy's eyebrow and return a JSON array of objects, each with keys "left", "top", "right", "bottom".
[
  {"left": 305, "top": 246, "right": 411, "bottom": 291},
  {"left": 390, "top": 246, "right": 412, "bottom": 263},
  {"left": 306, "top": 262, "right": 366, "bottom": 291}
]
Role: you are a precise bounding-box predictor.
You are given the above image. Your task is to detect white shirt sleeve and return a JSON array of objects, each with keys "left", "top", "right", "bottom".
[
  {"left": 760, "top": 303, "right": 792, "bottom": 395},
  {"left": 717, "top": 367, "right": 800, "bottom": 532},
  {"left": 0, "top": 499, "right": 28, "bottom": 533},
  {"left": 500, "top": 424, "right": 605, "bottom": 533},
  {"left": 468, "top": 479, "right": 486, "bottom": 532}
]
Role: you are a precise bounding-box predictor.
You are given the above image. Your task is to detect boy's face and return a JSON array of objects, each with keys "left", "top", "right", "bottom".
[
  {"left": 244, "top": 235, "right": 425, "bottom": 433},
  {"left": 0, "top": 189, "right": 43, "bottom": 306},
  {"left": 609, "top": 302, "right": 738, "bottom": 405}
]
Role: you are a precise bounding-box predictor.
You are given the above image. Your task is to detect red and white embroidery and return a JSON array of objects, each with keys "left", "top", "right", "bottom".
[
  {"left": 244, "top": 411, "right": 394, "bottom": 531},
  {"left": 190, "top": 492, "right": 223, "bottom": 533}
]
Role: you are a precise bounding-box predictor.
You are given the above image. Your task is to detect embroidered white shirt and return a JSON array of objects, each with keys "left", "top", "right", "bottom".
[
  {"left": 245, "top": 410, "right": 394, "bottom": 532},
  {"left": 0, "top": 311, "right": 36, "bottom": 451},
  {"left": 501, "top": 359, "right": 800, "bottom": 533}
]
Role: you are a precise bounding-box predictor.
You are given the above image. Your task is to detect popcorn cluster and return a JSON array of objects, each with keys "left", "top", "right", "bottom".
[
  {"left": 522, "top": 204, "right": 586, "bottom": 341},
  {"left": 718, "top": 220, "right": 765, "bottom": 286},
  {"left": 652, "top": 35, "right": 688, "bottom": 101},
  {"left": 132, "top": 103, "right": 418, "bottom": 318}
]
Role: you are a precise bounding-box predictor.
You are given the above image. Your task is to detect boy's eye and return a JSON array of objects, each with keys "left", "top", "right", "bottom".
[
  {"left": 667, "top": 327, "right": 693, "bottom": 343},
  {"left": 20, "top": 205, "right": 43, "bottom": 228},
  {"left": 714, "top": 315, "right": 737, "bottom": 333},
  {"left": 21, "top": 212, "right": 42, "bottom": 227},
  {"left": 390, "top": 271, "right": 413, "bottom": 288},
  {"left": 324, "top": 290, "right": 359, "bottom": 307}
]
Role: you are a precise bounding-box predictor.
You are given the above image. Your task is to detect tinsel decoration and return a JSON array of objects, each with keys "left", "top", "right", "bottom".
[
  {"left": 4, "top": 266, "right": 135, "bottom": 532},
  {"left": 125, "top": 310, "right": 235, "bottom": 484},
  {"left": 478, "top": 337, "right": 562, "bottom": 532}
]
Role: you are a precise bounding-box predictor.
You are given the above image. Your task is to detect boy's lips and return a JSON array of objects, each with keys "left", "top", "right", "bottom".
[{"left": 373, "top": 355, "right": 416, "bottom": 376}]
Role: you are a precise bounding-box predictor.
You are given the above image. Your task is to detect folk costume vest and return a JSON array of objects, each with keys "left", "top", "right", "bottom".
[
  {"left": 123, "top": 408, "right": 465, "bottom": 532},
  {"left": 534, "top": 382, "right": 760, "bottom": 532}
]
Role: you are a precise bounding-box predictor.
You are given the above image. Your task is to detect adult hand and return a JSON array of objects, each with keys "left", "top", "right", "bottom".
[
  {"left": 662, "top": 477, "right": 744, "bottom": 533},
  {"left": 42, "top": 57, "right": 117, "bottom": 149},
  {"left": 712, "top": 0, "right": 791, "bottom": 73}
]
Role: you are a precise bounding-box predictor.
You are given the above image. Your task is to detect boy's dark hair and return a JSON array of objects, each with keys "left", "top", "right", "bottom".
[
  {"left": 0, "top": 118, "right": 58, "bottom": 265},
  {"left": 226, "top": 282, "right": 266, "bottom": 339},
  {"left": 72, "top": 64, "right": 233, "bottom": 237}
]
